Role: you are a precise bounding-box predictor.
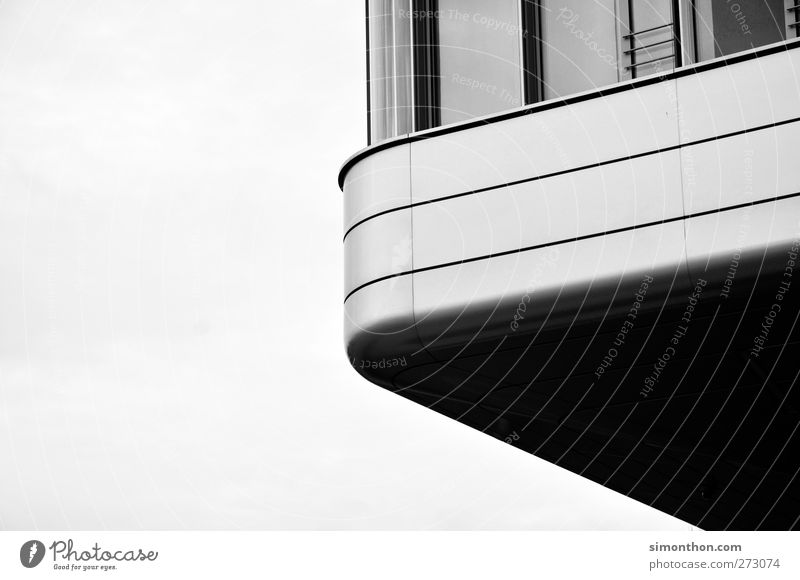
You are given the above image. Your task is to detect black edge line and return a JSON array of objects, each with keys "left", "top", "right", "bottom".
[
  {"left": 343, "top": 115, "right": 800, "bottom": 241},
  {"left": 344, "top": 190, "right": 800, "bottom": 303},
  {"left": 338, "top": 38, "right": 800, "bottom": 190}
]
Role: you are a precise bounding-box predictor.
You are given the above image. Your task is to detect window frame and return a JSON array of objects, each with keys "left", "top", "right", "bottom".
[
  {"left": 522, "top": 0, "right": 545, "bottom": 105},
  {"left": 412, "top": 0, "right": 441, "bottom": 132},
  {"left": 367, "top": 0, "right": 797, "bottom": 143}
]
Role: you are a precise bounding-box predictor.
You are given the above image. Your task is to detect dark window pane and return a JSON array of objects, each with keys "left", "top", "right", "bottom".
[
  {"left": 437, "top": 0, "right": 523, "bottom": 125},
  {"left": 540, "top": 0, "right": 621, "bottom": 98},
  {"left": 413, "top": 0, "right": 441, "bottom": 132},
  {"left": 694, "top": 0, "right": 787, "bottom": 62}
]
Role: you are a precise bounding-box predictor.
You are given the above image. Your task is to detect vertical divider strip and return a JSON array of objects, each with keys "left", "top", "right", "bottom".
[
  {"left": 412, "top": 0, "right": 441, "bottom": 131},
  {"left": 521, "top": 0, "right": 544, "bottom": 104},
  {"left": 366, "top": 0, "right": 372, "bottom": 144}
]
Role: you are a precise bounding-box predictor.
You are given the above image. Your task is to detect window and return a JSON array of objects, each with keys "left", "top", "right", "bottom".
[
  {"left": 413, "top": 0, "right": 441, "bottom": 132},
  {"left": 693, "top": 0, "right": 789, "bottom": 62},
  {"left": 367, "top": 0, "right": 413, "bottom": 144},
  {"left": 364, "top": 0, "right": 797, "bottom": 144},
  {"left": 539, "top": 0, "right": 621, "bottom": 99},
  {"left": 437, "top": 0, "right": 524, "bottom": 125},
  {"left": 623, "top": 0, "right": 680, "bottom": 78}
]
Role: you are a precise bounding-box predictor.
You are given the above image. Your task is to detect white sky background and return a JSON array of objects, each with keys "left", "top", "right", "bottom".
[{"left": 0, "top": 0, "right": 688, "bottom": 530}]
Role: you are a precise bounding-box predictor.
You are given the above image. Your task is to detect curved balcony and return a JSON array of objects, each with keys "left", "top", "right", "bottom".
[{"left": 341, "top": 2, "right": 800, "bottom": 530}]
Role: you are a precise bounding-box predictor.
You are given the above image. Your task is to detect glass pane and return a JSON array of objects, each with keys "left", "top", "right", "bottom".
[
  {"left": 540, "top": 0, "right": 620, "bottom": 99},
  {"left": 694, "top": 0, "right": 787, "bottom": 62},
  {"left": 627, "top": 0, "right": 676, "bottom": 77},
  {"left": 438, "top": 0, "right": 523, "bottom": 125},
  {"left": 368, "top": 0, "right": 413, "bottom": 143}
]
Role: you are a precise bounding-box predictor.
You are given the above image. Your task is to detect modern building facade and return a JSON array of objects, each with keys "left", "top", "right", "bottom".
[{"left": 339, "top": 0, "right": 800, "bottom": 530}]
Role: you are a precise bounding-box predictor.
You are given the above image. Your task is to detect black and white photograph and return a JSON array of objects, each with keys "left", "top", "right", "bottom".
[{"left": 1, "top": 0, "right": 799, "bottom": 577}]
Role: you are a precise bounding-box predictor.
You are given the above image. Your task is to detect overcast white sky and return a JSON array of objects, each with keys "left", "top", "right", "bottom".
[{"left": 0, "top": 0, "right": 688, "bottom": 530}]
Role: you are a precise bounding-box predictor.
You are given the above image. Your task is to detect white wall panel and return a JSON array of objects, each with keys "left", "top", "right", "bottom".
[
  {"left": 343, "top": 144, "right": 411, "bottom": 233},
  {"left": 344, "top": 209, "right": 412, "bottom": 297},
  {"left": 681, "top": 123, "right": 800, "bottom": 215},
  {"left": 411, "top": 151, "right": 683, "bottom": 270},
  {"left": 410, "top": 80, "right": 679, "bottom": 202},
  {"left": 679, "top": 49, "right": 800, "bottom": 283},
  {"left": 684, "top": 198, "right": 800, "bottom": 283},
  {"left": 676, "top": 47, "right": 800, "bottom": 141}
]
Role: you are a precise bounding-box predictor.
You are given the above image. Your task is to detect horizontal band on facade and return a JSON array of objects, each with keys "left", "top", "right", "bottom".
[
  {"left": 344, "top": 190, "right": 800, "bottom": 303},
  {"left": 343, "top": 114, "right": 800, "bottom": 242},
  {"left": 339, "top": 37, "right": 800, "bottom": 192}
]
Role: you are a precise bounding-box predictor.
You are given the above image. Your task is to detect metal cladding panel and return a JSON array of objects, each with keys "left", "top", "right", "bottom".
[
  {"left": 343, "top": 146, "right": 428, "bottom": 387},
  {"left": 408, "top": 73, "right": 687, "bottom": 349},
  {"left": 343, "top": 143, "right": 411, "bottom": 234},
  {"left": 343, "top": 208, "right": 412, "bottom": 297},
  {"left": 675, "top": 45, "right": 800, "bottom": 140},
  {"left": 677, "top": 49, "right": 800, "bottom": 286},
  {"left": 344, "top": 275, "right": 431, "bottom": 389},
  {"left": 344, "top": 276, "right": 414, "bottom": 344},
  {"left": 684, "top": 199, "right": 800, "bottom": 286},
  {"left": 411, "top": 151, "right": 684, "bottom": 271},
  {"left": 411, "top": 224, "right": 690, "bottom": 350},
  {"left": 340, "top": 40, "right": 800, "bottom": 530},
  {"left": 409, "top": 79, "right": 680, "bottom": 203},
  {"left": 680, "top": 123, "right": 800, "bottom": 215}
]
